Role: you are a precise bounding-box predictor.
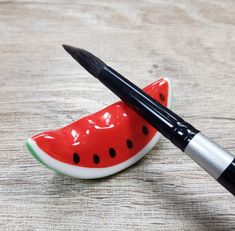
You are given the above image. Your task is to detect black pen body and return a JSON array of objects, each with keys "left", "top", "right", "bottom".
[
  {"left": 99, "top": 66, "right": 199, "bottom": 151},
  {"left": 97, "top": 66, "right": 235, "bottom": 195}
]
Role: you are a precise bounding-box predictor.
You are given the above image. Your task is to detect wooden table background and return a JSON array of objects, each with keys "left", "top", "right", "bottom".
[{"left": 0, "top": 0, "right": 235, "bottom": 230}]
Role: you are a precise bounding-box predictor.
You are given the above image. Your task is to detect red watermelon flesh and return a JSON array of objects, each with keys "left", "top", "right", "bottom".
[{"left": 26, "top": 78, "right": 171, "bottom": 178}]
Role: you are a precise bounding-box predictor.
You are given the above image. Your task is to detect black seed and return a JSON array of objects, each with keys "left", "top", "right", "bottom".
[
  {"left": 142, "top": 125, "right": 149, "bottom": 135},
  {"left": 159, "top": 93, "right": 165, "bottom": 101},
  {"left": 73, "top": 153, "right": 80, "bottom": 164},
  {"left": 126, "top": 139, "right": 133, "bottom": 149},
  {"left": 109, "top": 148, "right": 116, "bottom": 158},
  {"left": 93, "top": 154, "right": 100, "bottom": 164}
]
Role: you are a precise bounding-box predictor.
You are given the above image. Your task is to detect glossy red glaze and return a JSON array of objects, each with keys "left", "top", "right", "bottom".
[{"left": 32, "top": 78, "right": 169, "bottom": 168}]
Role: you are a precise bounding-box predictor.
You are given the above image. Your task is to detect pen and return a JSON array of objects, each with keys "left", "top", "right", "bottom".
[{"left": 63, "top": 44, "right": 235, "bottom": 195}]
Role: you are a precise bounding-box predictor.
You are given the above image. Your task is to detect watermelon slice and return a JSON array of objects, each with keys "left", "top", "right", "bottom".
[{"left": 26, "top": 77, "right": 172, "bottom": 179}]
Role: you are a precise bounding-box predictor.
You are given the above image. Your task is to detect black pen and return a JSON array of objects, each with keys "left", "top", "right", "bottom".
[{"left": 63, "top": 44, "right": 235, "bottom": 195}]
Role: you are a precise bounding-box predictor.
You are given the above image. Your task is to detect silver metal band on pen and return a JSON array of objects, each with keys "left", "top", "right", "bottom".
[{"left": 185, "top": 133, "right": 234, "bottom": 180}]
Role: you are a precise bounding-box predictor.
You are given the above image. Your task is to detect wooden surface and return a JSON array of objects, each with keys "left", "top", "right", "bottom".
[{"left": 0, "top": 0, "right": 235, "bottom": 230}]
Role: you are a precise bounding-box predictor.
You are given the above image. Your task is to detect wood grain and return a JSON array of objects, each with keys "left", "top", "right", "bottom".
[{"left": 0, "top": 0, "right": 235, "bottom": 230}]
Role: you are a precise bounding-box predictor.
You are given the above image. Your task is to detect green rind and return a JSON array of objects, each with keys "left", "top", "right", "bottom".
[{"left": 25, "top": 140, "right": 67, "bottom": 176}]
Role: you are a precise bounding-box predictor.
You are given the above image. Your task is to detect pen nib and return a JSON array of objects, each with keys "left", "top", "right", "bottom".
[{"left": 62, "top": 44, "right": 106, "bottom": 78}]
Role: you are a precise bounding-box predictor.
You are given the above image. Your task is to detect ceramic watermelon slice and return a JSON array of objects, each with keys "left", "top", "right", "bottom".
[{"left": 26, "top": 77, "right": 172, "bottom": 179}]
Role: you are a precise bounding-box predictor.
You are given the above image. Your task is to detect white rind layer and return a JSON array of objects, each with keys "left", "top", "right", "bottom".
[
  {"left": 26, "top": 78, "right": 172, "bottom": 179},
  {"left": 27, "top": 132, "right": 161, "bottom": 179}
]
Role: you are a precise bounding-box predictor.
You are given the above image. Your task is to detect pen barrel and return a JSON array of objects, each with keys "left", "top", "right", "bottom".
[
  {"left": 99, "top": 67, "right": 235, "bottom": 195},
  {"left": 185, "top": 133, "right": 235, "bottom": 195},
  {"left": 99, "top": 66, "right": 199, "bottom": 151}
]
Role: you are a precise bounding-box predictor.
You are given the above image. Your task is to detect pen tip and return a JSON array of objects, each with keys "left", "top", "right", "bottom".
[
  {"left": 62, "top": 44, "right": 72, "bottom": 53},
  {"left": 62, "top": 44, "right": 106, "bottom": 78}
]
